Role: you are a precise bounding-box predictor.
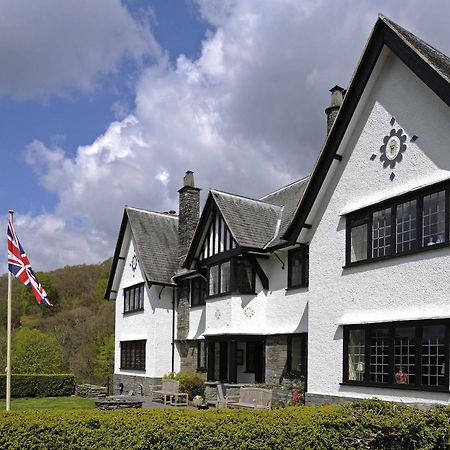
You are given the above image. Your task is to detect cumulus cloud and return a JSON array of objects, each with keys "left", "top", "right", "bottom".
[
  {"left": 0, "top": 0, "right": 159, "bottom": 100},
  {"left": 18, "top": 0, "right": 450, "bottom": 269}
]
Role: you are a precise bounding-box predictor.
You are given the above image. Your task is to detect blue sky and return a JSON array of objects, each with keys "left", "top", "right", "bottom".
[{"left": 3, "top": 0, "right": 450, "bottom": 270}]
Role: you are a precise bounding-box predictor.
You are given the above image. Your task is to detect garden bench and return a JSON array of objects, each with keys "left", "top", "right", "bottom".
[
  {"left": 151, "top": 380, "right": 188, "bottom": 406},
  {"left": 225, "top": 387, "right": 272, "bottom": 410}
]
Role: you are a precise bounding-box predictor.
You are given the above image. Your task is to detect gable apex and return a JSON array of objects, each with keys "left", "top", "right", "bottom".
[{"left": 285, "top": 15, "right": 450, "bottom": 242}]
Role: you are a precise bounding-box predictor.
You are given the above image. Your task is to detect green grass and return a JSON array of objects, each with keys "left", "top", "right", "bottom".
[{"left": 0, "top": 396, "right": 95, "bottom": 410}]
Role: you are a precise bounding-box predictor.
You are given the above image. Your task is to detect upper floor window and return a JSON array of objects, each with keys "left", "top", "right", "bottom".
[
  {"left": 124, "top": 283, "right": 144, "bottom": 313},
  {"left": 207, "top": 257, "right": 255, "bottom": 298},
  {"left": 191, "top": 277, "right": 207, "bottom": 307},
  {"left": 344, "top": 320, "right": 448, "bottom": 391},
  {"left": 346, "top": 184, "right": 448, "bottom": 266},
  {"left": 120, "top": 340, "right": 146, "bottom": 371},
  {"left": 288, "top": 247, "right": 309, "bottom": 288}
]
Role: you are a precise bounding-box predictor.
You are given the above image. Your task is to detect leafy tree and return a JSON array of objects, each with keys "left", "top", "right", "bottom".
[{"left": 12, "top": 328, "right": 65, "bottom": 374}]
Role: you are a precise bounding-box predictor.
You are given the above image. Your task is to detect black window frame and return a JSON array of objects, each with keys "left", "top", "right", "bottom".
[
  {"left": 191, "top": 277, "right": 207, "bottom": 307},
  {"left": 287, "top": 333, "right": 308, "bottom": 378},
  {"left": 120, "top": 340, "right": 146, "bottom": 371},
  {"left": 343, "top": 319, "right": 449, "bottom": 392},
  {"left": 345, "top": 181, "right": 450, "bottom": 267},
  {"left": 197, "top": 340, "right": 207, "bottom": 372},
  {"left": 123, "top": 283, "right": 145, "bottom": 314},
  {"left": 206, "top": 257, "right": 256, "bottom": 299},
  {"left": 287, "top": 246, "right": 309, "bottom": 289}
]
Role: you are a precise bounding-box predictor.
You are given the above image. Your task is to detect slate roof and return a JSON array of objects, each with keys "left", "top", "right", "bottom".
[
  {"left": 126, "top": 207, "right": 179, "bottom": 285},
  {"left": 260, "top": 177, "right": 309, "bottom": 248},
  {"left": 211, "top": 190, "right": 282, "bottom": 249},
  {"left": 381, "top": 15, "right": 450, "bottom": 82}
]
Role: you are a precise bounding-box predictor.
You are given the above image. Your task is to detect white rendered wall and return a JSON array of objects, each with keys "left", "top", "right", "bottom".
[
  {"left": 188, "top": 254, "right": 308, "bottom": 338},
  {"left": 307, "top": 49, "right": 450, "bottom": 404},
  {"left": 114, "top": 232, "right": 180, "bottom": 379}
]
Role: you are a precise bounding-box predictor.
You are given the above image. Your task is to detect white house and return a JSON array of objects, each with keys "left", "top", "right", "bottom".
[{"left": 105, "top": 15, "right": 450, "bottom": 406}]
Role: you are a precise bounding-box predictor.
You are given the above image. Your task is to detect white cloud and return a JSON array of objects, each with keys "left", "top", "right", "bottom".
[
  {"left": 0, "top": 0, "right": 159, "bottom": 100},
  {"left": 17, "top": 0, "right": 450, "bottom": 270}
]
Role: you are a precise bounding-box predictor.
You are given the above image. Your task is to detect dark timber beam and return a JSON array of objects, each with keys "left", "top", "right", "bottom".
[{"left": 247, "top": 255, "right": 269, "bottom": 290}]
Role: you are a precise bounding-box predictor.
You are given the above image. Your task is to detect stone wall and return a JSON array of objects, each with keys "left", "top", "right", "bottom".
[
  {"left": 176, "top": 283, "right": 190, "bottom": 340},
  {"left": 75, "top": 384, "right": 108, "bottom": 398},
  {"left": 265, "top": 335, "right": 288, "bottom": 385},
  {"left": 177, "top": 340, "right": 198, "bottom": 373},
  {"left": 113, "top": 374, "right": 161, "bottom": 397}
]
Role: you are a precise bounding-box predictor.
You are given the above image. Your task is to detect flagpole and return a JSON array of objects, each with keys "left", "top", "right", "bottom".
[{"left": 6, "top": 210, "right": 13, "bottom": 412}]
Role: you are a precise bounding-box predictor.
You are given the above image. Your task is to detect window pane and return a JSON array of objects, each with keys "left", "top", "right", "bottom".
[
  {"left": 220, "top": 261, "right": 231, "bottom": 293},
  {"left": 350, "top": 218, "right": 367, "bottom": 262},
  {"left": 348, "top": 329, "right": 365, "bottom": 381},
  {"left": 290, "top": 249, "right": 307, "bottom": 287},
  {"left": 394, "top": 327, "right": 415, "bottom": 385},
  {"left": 372, "top": 208, "right": 392, "bottom": 258},
  {"left": 198, "top": 341, "right": 206, "bottom": 369},
  {"left": 423, "top": 191, "right": 446, "bottom": 247},
  {"left": 396, "top": 200, "right": 417, "bottom": 253},
  {"left": 236, "top": 259, "right": 254, "bottom": 293},
  {"left": 209, "top": 265, "right": 219, "bottom": 296},
  {"left": 369, "top": 328, "right": 389, "bottom": 383},
  {"left": 290, "top": 335, "right": 306, "bottom": 376},
  {"left": 124, "top": 290, "right": 130, "bottom": 312},
  {"left": 139, "top": 285, "right": 144, "bottom": 309},
  {"left": 422, "top": 325, "right": 446, "bottom": 387}
]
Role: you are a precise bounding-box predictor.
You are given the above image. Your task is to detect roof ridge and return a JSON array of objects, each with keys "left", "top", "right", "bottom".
[
  {"left": 211, "top": 189, "right": 281, "bottom": 210},
  {"left": 260, "top": 176, "right": 310, "bottom": 200},
  {"left": 125, "top": 205, "right": 179, "bottom": 219}
]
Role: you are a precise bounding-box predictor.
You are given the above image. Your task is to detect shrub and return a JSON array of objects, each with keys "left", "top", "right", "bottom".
[
  {"left": 0, "top": 400, "right": 449, "bottom": 449},
  {"left": 163, "top": 371, "right": 205, "bottom": 399},
  {"left": 0, "top": 374, "right": 75, "bottom": 398}
]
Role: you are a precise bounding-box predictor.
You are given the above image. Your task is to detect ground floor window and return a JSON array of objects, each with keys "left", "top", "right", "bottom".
[
  {"left": 120, "top": 340, "right": 146, "bottom": 371},
  {"left": 344, "top": 320, "right": 449, "bottom": 390},
  {"left": 287, "top": 334, "right": 307, "bottom": 378}
]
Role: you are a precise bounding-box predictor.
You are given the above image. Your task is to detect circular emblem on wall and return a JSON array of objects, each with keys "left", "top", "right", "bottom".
[
  {"left": 243, "top": 307, "right": 254, "bottom": 318},
  {"left": 380, "top": 128, "right": 407, "bottom": 169},
  {"left": 214, "top": 309, "right": 221, "bottom": 320}
]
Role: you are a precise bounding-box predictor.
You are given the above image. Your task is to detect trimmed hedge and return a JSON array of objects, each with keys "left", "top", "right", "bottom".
[
  {"left": 0, "top": 400, "right": 449, "bottom": 449},
  {"left": 0, "top": 374, "right": 75, "bottom": 398}
]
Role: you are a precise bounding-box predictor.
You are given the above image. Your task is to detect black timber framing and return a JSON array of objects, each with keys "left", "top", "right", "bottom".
[
  {"left": 246, "top": 254, "right": 269, "bottom": 290},
  {"left": 284, "top": 16, "right": 450, "bottom": 243}
]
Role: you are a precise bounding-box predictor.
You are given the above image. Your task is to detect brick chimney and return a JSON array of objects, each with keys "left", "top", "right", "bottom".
[
  {"left": 178, "top": 171, "right": 201, "bottom": 266},
  {"left": 325, "top": 85, "right": 345, "bottom": 135}
]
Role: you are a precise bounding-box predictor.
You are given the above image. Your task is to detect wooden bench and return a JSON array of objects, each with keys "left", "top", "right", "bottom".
[
  {"left": 225, "top": 387, "right": 272, "bottom": 410},
  {"left": 151, "top": 380, "right": 188, "bottom": 406}
]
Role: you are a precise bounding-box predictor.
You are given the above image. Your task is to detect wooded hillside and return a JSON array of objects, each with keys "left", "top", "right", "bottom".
[{"left": 0, "top": 259, "right": 114, "bottom": 385}]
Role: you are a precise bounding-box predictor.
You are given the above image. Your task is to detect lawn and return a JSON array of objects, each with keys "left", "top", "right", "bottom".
[{"left": 0, "top": 396, "right": 95, "bottom": 410}]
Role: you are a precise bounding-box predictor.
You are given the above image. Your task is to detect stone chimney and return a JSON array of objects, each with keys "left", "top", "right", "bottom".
[
  {"left": 325, "top": 85, "right": 345, "bottom": 135},
  {"left": 178, "top": 171, "right": 201, "bottom": 266}
]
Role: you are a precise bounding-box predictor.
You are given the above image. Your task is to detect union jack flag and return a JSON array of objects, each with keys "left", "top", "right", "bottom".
[{"left": 7, "top": 219, "right": 52, "bottom": 306}]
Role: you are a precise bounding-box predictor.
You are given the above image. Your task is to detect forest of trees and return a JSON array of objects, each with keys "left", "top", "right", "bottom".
[{"left": 0, "top": 259, "right": 114, "bottom": 385}]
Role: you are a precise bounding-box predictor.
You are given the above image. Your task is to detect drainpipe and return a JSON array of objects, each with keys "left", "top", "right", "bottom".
[{"left": 171, "top": 287, "right": 175, "bottom": 373}]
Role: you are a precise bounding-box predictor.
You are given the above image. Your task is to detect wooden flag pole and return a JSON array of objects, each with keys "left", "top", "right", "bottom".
[{"left": 6, "top": 210, "right": 13, "bottom": 412}]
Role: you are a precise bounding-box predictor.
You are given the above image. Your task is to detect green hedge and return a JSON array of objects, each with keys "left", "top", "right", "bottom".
[
  {"left": 0, "top": 374, "right": 75, "bottom": 398},
  {"left": 0, "top": 400, "right": 450, "bottom": 449}
]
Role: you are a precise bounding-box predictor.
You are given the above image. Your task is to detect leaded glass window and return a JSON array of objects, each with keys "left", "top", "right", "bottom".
[
  {"left": 422, "top": 190, "right": 446, "bottom": 247},
  {"left": 396, "top": 200, "right": 417, "bottom": 253}
]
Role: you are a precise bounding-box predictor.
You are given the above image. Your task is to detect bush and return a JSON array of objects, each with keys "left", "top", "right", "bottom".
[
  {"left": 163, "top": 372, "right": 205, "bottom": 399},
  {"left": 0, "top": 374, "right": 75, "bottom": 398},
  {"left": 0, "top": 400, "right": 449, "bottom": 449}
]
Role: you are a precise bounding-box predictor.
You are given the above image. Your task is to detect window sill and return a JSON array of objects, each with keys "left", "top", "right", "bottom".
[
  {"left": 123, "top": 308, "right": 144, "bottom": 316},
  {"left": 120, "top": 367, "right": 146, "bottom": 372},
  {"left": 343, "top": 242, "right": 450, "bottom": 269},
  {"left": 285, "top": 285, "right": 308, "bottom": 292},
  {"left": 340, "top": 381, "right": 449, "bottom": 393}
]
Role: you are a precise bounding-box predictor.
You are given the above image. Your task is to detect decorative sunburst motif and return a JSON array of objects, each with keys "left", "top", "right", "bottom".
[
  {"left": 243, "top": 307, "right": 254, "bottom": 318},
  {"left": 380, "top": 128, "right": 407, "bottom": 169},
  {"left": 130, "top": 252, "right": 138, "bottom": 276}
]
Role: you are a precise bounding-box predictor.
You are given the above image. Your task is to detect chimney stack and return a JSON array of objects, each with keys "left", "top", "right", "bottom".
[
  {"left": 325, "top": 85, "right": 345, "bottom": 135},
  {"left": 178, "top": 171, "right": 201, "bottom": 266}
]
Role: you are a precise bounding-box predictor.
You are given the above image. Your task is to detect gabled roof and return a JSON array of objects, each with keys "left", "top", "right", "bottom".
[
  {"left": 212, "top": 190, "right": 281, "bottom": 249},
  {"left": 285, "top": 15, "right": 450, "bottom": 241},
  {"left": 105, "top": 207, "right": 178, "bottom": 298},
  {"left": 183, "top": 177, "right": 309, "bottom": 268}
]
